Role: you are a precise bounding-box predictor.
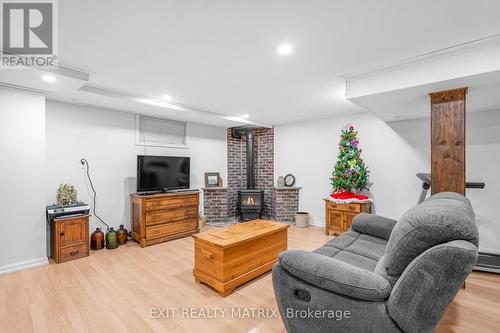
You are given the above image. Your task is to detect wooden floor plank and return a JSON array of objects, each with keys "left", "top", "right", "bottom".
[{"left": 0, "top": 225, "right": 498, "bottom": 332}]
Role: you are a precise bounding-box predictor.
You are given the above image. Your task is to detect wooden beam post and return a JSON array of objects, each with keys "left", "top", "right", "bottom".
[{"left": 429, "top": 87, "right": 467, "bottom": 195}]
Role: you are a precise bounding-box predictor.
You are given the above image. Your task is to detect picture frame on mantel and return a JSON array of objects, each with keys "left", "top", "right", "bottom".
[{"left": 205, "top": 172, "right": 220, "bottom": 188}]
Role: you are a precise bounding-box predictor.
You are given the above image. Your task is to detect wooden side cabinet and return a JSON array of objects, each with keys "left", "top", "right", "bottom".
[
  {"left": 52, "top": 215, "right": 90, "bottom": 263},
  {"left": 324, "top": 200, "right": 371, "bottom": 235},
  {"left": 131, "top": 191, "right": 200, "bottom": 247}
]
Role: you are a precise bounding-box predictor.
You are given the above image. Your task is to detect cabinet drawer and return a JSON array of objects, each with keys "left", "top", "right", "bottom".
[
  {"left": 145, "top": 207, "right": 198, "bottom": 226},
  {"left": 145, "top": 195, "right": 198, "bottom": 211},
  {"left": 329, "top": 203, "right": 361, "bottom": 213},
  {"left": 59, "top": 244, "right": 88, "bottom": 263},
  {"left": 146, "top": 219, "right": 198, "bottom": 239}
]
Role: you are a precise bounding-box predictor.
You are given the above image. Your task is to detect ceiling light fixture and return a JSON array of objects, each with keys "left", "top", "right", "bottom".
[
  {"left": 277, "top": 43, "right": 293, "bottom": 55},
  {"left": 162, "top": 94, "right": 173, "bottom": 101},
  {"left": 242, "top": 114, "right": 250, "bottom": 118},
  {"left": 42, "top": 74, "right": 56, "bottom": 83}
]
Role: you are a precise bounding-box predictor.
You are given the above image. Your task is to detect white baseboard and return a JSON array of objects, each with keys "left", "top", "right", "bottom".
[
  {"left": 309, "top": 220, "right": 325, "bottom": 227},
  {"left": 0, "top": 257, "right": 48, "bottom": 276},
  {"left": 479, "top": 247, "right": 500, "bottom": 255}
]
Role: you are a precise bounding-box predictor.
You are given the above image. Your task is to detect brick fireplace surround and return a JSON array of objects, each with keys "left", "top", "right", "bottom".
[{"left": 203, "top": 127, "right": 300, "bottom": 225}]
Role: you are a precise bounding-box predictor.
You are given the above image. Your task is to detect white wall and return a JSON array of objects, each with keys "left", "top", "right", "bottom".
[
  {"left": 466, "top": 110, "right": 500, "bottom": 253},
  {"left": 0, "top": 88, "right": 47, "bottom": 273},
  {"left": 46, "top": 101, "right": 227, "bottom": 233},
  {"left": 275, "top": 110, "right": 500, "bottom": 253}
]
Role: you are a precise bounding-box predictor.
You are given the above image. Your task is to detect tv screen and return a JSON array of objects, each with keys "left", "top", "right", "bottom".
[{"left": 137, "top": 155, "right": 190, "bottom": 192}]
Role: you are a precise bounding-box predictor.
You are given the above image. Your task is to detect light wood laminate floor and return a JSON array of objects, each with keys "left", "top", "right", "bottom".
[{"left": 0, "top": 226, "right": 498, "bottom": 333}]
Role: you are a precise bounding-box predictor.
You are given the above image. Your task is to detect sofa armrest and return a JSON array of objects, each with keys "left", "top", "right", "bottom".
[
  {"left": 351, "top": 213, "right": 397, "bottom": 240},
  {"left": 278, "top": 250, "right": 391, "bottom": 301}
]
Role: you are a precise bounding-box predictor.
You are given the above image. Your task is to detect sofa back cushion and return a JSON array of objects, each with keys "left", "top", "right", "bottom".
[{"left": 384, "top": 192, "right": 479, "bottom": 278}]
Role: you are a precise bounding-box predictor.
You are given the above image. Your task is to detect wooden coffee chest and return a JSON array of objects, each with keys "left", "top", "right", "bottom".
[{"left": 193, "top": 219, "right": 289, "bottom": 296}]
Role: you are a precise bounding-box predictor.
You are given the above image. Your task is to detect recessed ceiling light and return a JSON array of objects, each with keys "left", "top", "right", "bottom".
[
  {"left": 42, "top": 74, "right": 56, "bottom": 83},
  {"left": 277, "top": 43, "right": 293, "bottom": 55},
  {"left": 242, "top": 114, "right": 250, "bottom": 118},
  {"left": 162, "top": 94, "right": 172, "bottom": 101}
]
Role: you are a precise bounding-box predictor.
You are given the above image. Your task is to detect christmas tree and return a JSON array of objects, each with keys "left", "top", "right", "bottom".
[{"left": 331, "top": 124, "right": 369, "bottom": 192}]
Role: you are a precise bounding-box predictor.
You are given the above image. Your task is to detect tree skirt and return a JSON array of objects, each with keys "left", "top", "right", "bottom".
[{"left": 327, "top": 191, "right": 371, "bottom": 204}]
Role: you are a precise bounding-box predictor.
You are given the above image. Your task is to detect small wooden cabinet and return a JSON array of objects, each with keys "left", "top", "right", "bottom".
[
  {"left": 131, "top": 192, "right": 200, "bottom": 247},
  {"left": 52, "top": 215, "right": 90, "bottom": 263},
  {"left": 324, "top": 200, "right": 371, "bottom": 235}
]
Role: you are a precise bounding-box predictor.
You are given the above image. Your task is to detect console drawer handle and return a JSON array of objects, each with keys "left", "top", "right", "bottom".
[
  {"left": 348, "top": 206, "right": 356, "bottom": 210},
  {"left": 69, "top": 250, "right": 79, "bottom": 256}
]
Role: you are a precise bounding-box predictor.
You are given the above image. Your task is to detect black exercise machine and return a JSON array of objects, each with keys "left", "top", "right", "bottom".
[{"left": 416, "top": 172, "right": 485, "bottom": 204}]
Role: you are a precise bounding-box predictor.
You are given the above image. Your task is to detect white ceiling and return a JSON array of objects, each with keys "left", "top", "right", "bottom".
[{"left": 3, "top": 0, "right": 500, "bottom": 125}]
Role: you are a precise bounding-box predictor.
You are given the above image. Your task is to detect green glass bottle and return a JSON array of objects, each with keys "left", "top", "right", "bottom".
[{"left": 105, "top": 227, "right": 119, "bottom": 249}]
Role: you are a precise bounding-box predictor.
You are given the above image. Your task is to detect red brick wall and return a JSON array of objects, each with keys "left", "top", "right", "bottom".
[
  {"left": 254, "top": 128, "right": 274, "bottom": 217},
  {"left": 204, "top": 127, "right": 299, "bottom": 224},
  {"left": 227, "top": 127, "right": 274, "bottom": 218},
  {"left": 272, "top": 188, "right": 300, "bottom": 222},
  {"left": 203, "top": 188, "right": 228, "bottom": 224}
]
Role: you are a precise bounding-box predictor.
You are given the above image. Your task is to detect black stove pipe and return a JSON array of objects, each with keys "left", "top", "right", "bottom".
[{"left": 246, "top": 130, "right": 255, "bottom": 190}]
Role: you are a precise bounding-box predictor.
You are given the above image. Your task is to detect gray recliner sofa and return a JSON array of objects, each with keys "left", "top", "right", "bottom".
[{"left": 272, "top": 192, "right": 479, "bottom": 333}]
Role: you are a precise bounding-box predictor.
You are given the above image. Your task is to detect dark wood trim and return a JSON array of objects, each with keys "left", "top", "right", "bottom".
[{"left": 429, "top": 87, "right": 468, "bottom": 104}]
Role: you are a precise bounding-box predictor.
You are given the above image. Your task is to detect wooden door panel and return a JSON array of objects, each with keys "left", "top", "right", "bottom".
[
  {"left": 60, "top": 219, "right": 87, "bottom": 247},
  {"left": 344, "top": 212, "right": 357, "bottom": 231},
  {"left": 331, "top": 211, "right": 344, "bottom": 234}
]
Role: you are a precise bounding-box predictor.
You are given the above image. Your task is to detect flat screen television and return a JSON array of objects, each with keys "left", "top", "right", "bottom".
[{"left": 137, "top": 155, "right": 190, "bottom": 192}]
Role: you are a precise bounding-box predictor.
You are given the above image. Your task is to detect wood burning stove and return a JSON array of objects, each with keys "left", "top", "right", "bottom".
[
  {"left": 232, "top": 127, "right": 264, "bottom": 221},
  {"left": 238, "top": 189, "right": 264, "bottom": 221}
]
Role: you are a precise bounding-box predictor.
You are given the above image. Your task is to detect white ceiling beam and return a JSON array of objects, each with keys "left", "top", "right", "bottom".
[{"left": 344, "top": 34, "right": 500, "bottom": 99}]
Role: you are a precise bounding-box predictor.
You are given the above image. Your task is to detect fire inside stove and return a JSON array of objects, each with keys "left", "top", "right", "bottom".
[{"left": 243, "top": 197, "right": 258, "bottom": 205}]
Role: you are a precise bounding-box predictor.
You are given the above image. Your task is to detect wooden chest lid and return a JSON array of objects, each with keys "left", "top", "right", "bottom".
[{"left": 193, "top": 219, "right": 289, "bottom": 248}]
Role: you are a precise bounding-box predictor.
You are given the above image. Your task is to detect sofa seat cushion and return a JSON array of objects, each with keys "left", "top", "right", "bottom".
[
  {"left": 278, "top": 250, "right": 392, "bottom": 301},
  {"left": 313, "top": 230, "right": 388, "bottom": 272}
]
